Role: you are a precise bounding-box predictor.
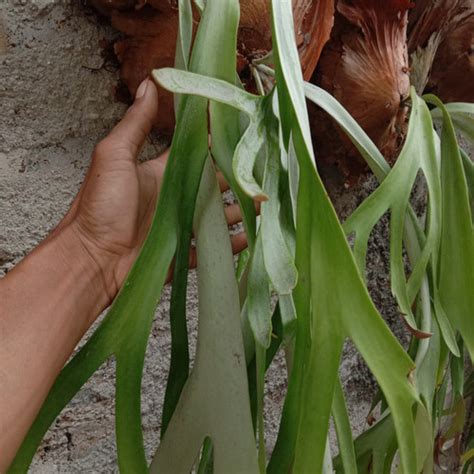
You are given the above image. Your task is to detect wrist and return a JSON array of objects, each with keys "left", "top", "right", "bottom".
[{"left": 56, "top": 223, "right": 118, "bottom": 311}]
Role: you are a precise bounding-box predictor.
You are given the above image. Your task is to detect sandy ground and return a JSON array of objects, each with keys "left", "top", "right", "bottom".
[{"left": 0, "top": 1, "right": 443, "bottom": 472}]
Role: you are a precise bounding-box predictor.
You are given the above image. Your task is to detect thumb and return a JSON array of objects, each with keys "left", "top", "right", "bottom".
[{"left": 105, "top": 78, "right": 159, "bottom": 159}]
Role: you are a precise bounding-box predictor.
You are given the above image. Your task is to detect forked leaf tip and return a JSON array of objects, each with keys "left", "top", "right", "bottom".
[{"left": 400, "top": 314, "right": 433, "bottom": 339}]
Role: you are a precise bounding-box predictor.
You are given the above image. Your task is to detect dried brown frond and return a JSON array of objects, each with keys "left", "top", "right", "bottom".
[
  {"left": 311, "top": 0, "right": 412, "bottom": 182},
  {"left": 408, "top": 0, "right": 473, "bottom": 102},
  {"left": 87, "top": 0, "right": 335, "bottom": 134}
]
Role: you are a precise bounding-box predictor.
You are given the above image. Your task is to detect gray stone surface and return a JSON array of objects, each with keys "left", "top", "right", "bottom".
[{"left": 0, "top": 0, "right": 433, "bottom": 472}]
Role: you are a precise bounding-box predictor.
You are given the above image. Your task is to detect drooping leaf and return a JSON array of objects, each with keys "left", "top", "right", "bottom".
[
  {"left": 154, "top": 68, "right": 259, "bottom": 115},
  {"left": 260, "top": 98, "right": 298, "bottom": 295},
  {"left": 156, "top": 70, "right": 298, "bottom": 332},
  {"left": 150, "top": 158, "right": 258, "bottom": 473},
  {"left": 304, "top": 83, "right": 460, "bottom": 356},
  {"left": 426, "top": 95, "right": 474, "bottom": 360},
  {"left": 161, "top": 1, "right": 195, "bottom": 427},
  {"left": 342, "top": 90, "right": 441, "bottom": 331},
  {"left": 269, "top": 2, "right": 418, "bottom": 473}
]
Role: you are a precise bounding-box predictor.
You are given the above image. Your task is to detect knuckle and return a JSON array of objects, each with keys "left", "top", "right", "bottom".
[{"left": 93, "top": 138, "right": 132, "bottom": 162}]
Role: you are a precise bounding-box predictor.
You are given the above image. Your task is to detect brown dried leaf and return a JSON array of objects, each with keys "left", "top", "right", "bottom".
[
  {"left": 408, "top": 0, "right": 469, "bottom": 53},
  {"left": 239, "top": 0, "right": 334, "bottom": 80},
  {"left": 88, "top": 0, "right": 335, "bottom": 134},
  {"left": 295, "top": 0, "right": 335, "bottom": 80},
  {"left": 311, "top": 0, "right": 412, "bottom": 182},
  {"left": 112, "top": 6, "right": 179, "bottom": 134},
  {"left": 428, "top": 12, "right": 474, "bottom": 103},
  {"left": 408, "top": 0, "right": 473, "bottom": 103}
]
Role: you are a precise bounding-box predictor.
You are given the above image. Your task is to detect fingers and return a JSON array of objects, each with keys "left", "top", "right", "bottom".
[
  {"left": 224, "top": 200, "right": 260, "bottom": 227},
  {"left": 217, "top": 171, "right": 229, "bottom": 192},
  {"left": 142, "top": 149, "right": 170, "bottom": 181},
  {"left": 230, "top": 232, "right": 248, "bottom": 254},
  {"left": 97, "top": 78, "right": 159, "bottom": 160},
  {"left": 224, "top": 203, "right": 243, "bottom": 227}
]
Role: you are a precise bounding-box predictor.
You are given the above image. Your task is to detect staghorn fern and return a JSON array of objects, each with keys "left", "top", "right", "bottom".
[{"left": 9, "top": 1, "right": 473, "bottom": 473}]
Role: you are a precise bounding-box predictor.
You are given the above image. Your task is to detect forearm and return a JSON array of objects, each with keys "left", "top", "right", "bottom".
[{"left": 0, "top": 223, "right": 113, "bottom": 470}]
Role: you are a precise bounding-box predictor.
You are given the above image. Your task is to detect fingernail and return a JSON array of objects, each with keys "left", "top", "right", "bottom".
[{"left": 135, "top": 78, "right": 149, "bottom": 100}]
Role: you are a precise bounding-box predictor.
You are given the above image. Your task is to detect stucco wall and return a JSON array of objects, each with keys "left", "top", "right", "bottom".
[{"left": 1, "top": 1, "right": 425, "bottom": 472}]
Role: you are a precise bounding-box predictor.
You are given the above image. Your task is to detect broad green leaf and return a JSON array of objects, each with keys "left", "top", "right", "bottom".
[
  {"left": 342, "top": 90, "right": 441, "bottom": 331},
  {"left": 150, "top": 158, "right": 258, "bottom": 473},
  {"left": 303, "top": 82, "right": 463, "bottom": 357},
  {"left": 155, "top": 74, "right": 298, "bottom": 329},
  {"left": 260, "top": 99, "right": 298, "bottom": 295},
  {"left": 268, "top": 2, "right": 418, "bottom": 474},
  {"left": 426, "top": 95, "right": 474, "bottom": 360},
  {"left": 305, "top": 83, "right": 461, "bottom": 355},
  {"left": 303, "top": 83, "right": 464, "bottom": 357},
  {"left": 154, "top": 68, "right": 259, "bottom": 116},
  {"left": 153, "top": 2, "right": 259, "bottom": 471}
]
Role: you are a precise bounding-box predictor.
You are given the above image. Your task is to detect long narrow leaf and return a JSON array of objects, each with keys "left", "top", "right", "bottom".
[
  {"left": 332, "top": 379, "right": 357, "bottom": 474},
  {"left": 150, "top": 158, "right": 258, "bottom": 473},
  {"left": 268, "top": 2, "right": 418, "bottom": 473},
  {"left": 426, "top": 95, "right": 474, "bottom": 360}
]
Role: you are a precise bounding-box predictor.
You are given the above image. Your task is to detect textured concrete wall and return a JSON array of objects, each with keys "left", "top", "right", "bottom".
[{"left": 1, "top": 1, "right": 416, "bottom": 472}]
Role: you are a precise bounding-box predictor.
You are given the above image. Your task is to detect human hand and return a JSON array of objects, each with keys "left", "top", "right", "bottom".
[
  {"left": 0, "top": 78, "right": 252, "bottom": 469},
  {"left": 57, "top": 78, "right": 247, "bottom": 304}
]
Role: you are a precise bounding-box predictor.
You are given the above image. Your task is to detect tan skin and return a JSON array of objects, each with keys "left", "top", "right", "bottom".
[{"left": 0, "top": 79, "right": 247, "bottom": 470}]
